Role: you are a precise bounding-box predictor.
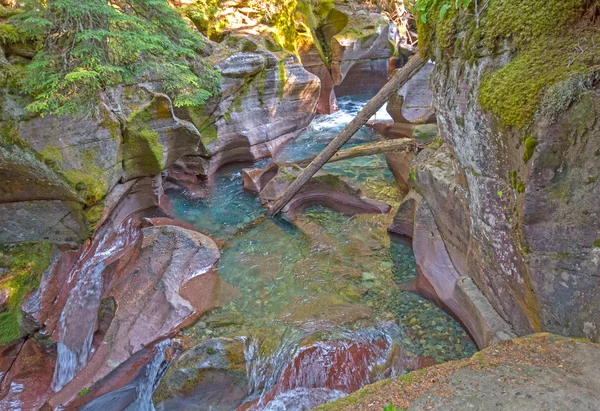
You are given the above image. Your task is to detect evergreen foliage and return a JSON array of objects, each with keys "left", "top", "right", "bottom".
[{"left": 10, "top": 0, "right": 221, "bottom": 117}]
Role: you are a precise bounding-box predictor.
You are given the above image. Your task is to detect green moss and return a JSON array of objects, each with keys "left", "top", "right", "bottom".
[
  {"left": 63, "top": 150, "right": 107, "bottom": 205},
  {"left": 64, "top": 170, "right": 107, "bottom": 205},
  {"left": 0, "top": 242, "right": 54, "bottom": 345},
  {"left": 409, "top": 166, "right": 417, "bottom": 182},
  {"left": 312, "top": 174, "right": 347, "bottom": 190},
  {"left": 522, "top": 136, "right": 539, "bottom": 163},
  {"left": 314, "top": 0, "right": 334, "bottom": 19},
  {"left": 478, "top": 34, "right": 599, "bottom": 129},
  {"left": 414, "top": 0, "right": 459, "bottom": 58},
  {"left": 509, "top": 170, "right": 518, "bottom": 189},
  {"left": 593, "top": 239, "right": 600, "bottom": 248},
  {"left": 417, "top": 0, "right": 598, "bottom": 129},
  {"left": 85, "top": 201, "right": 106, "bottom": 231},
  {"left": 77, "top": 387, "right": 91, "bottom": 398},
  {"left": 255, "top": 68, "right": 268, "bottom": 108},
  {"left": 428, "top": 136, "right": 443, "bottom": 150},
  {"left": 517, "top": 181, "right": 526, "bottom": 193},
  {"left": 126, "top": 105, "right": 166, "bottom": 173},
  {"left": 188, "top": 106, "right": 218, "bottom": 147},
  {"left": 483, "top": 0, "right": 588, "bottom": 51},
  {"left": 38, "top": 145, "right": 64, "bottom": 169},
  {"left": 277, "top": 59, "right": 287, "bottom": 101},
  {"left": 0, "top": 61, "right": 27, "bottom": 90},
  {"left": 280, "top": 171, "right": 297, "bottom": 183},
  {"left": 0, "top": 5, "right": 23, "bottom": 18},
  {"left": 0, "top": 23, "right": 22, "bottom": 44}
]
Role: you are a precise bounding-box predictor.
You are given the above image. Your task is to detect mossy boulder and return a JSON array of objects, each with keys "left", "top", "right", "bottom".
[
  {"left": 0, "top": 241, "right": 55, "bottom": 345},
  {"left": 152, "top": 338, "right": 248, "bottom": 411}
]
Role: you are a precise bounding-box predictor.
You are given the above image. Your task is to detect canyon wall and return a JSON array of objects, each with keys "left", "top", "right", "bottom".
[{"left": 402, "top": 0, "right": 600, "bottom": 341}]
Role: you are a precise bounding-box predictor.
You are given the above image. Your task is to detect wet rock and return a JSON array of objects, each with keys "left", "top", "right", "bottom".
[
  {"left": 0, "top": 339, "right": 56, "bottom": 411},
  {"left": 300, "top": 8, "right": 393, "bottom": 114},
  {"left": 47, "top": 224, "right": 228, "bottom": 408},
  {"left": 153, "top": 338, "right": 248, "bottom": 411},
  {"left": 173, "top": 53, "right": 319, "bottom": 177},
  {"left": 243, "top": 163, "right": 391, "bottom": 219}
]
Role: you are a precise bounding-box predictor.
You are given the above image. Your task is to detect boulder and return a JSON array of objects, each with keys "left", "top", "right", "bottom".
[
  {"left": 216, "top": 52, "right": 266, "bottom": 78},
  {"left": 152, "top": 338, "right": 248, "bottom": 411},
  {"left": 0, "top": 139, "right": 89, "bottom": 245},
  {"left": 18, "top": 102, "right": 123, "bottom": 205}
]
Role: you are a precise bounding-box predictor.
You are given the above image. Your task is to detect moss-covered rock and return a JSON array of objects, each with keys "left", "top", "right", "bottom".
[
  {"left": 0, "top": 242, "right": 54, "bottom": 345},
  {"left": 122, "top": 92, "right": 203, "bottom": 181}
]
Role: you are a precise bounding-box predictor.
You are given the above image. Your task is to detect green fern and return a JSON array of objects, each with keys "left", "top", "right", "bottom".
[{"left": 11, "top": 0, "right": 221, "bottom": 117}]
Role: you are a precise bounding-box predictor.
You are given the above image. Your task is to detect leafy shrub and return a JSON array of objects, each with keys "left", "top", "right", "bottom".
[{"left": 11, "top": 0, "right": 221, "bottom": 117}]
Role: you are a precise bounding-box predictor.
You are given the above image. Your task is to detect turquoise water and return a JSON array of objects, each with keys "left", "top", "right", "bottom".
[{"left": 165, "top": 97, "right": 476, "bottom": 409}]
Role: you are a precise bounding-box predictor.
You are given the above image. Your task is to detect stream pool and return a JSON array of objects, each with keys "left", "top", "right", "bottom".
[{"left": 160, "top": 97, "right": 476, "bottom": 410}]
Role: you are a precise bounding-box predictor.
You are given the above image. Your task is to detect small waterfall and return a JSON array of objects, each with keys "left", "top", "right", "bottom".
[
  {"left": 52, "top": 218, "right": 141, "bottom": 392},
  {"left": 127, "top": 340, "right": 172, "bottom": 411},
  {"left": 81, "top": 340, "right": 172, "bottom": 411},
  {"left": 242, "top": 329, "right": 305, "bottom": 407},
  {"left": 240, "top": 326, "right": 403, "bottom": 411}
]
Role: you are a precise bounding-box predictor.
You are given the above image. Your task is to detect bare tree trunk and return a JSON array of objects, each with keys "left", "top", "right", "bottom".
[
  {"left": 296, "top": 138, "right": 415, "bottom": 167},
  {"left": 266, "top": 53, "right": 425, "bottom": 217}
]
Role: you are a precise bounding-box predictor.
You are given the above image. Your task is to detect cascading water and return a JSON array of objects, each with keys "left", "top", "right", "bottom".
[
  {"left": 52, "top": 218, "right": 141, "bottom": 392},
  {"left": 242, "top": 330, "right": 306, "bottom": 407},
  {"left": 81, "top": 340, "right": 172, "bottom": 411},
  {"left": 240, "top": 326, "right": 407, "bottom": 411},
  {"left": 127, "top": 340, "right": 172, "bottom": 411}
]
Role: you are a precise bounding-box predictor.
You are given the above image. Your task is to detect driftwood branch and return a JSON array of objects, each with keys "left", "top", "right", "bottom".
[
  {"left": 296, "top": 138, "right": 415, "bottom": 167},
  {"left": 266, "top": 53, "right": 425, "bottom": 217}
]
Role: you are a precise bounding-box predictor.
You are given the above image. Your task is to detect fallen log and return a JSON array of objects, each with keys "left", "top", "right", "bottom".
[
  {"left": 296, "top": 138, "right": 415, "bottom": 167},
  {"left": 266, "top": 53, "right": 426, "bottom": 217}
]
